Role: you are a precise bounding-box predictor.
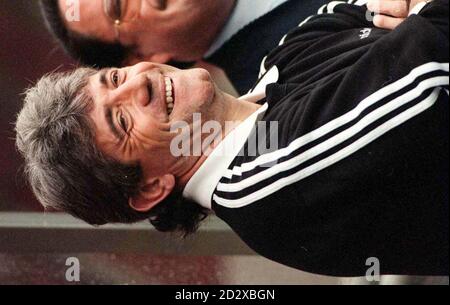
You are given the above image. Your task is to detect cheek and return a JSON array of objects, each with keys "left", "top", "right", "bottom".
[
  {"left": 133, "top": 121, "right": 159, "bottom": 143},
  {"left": 135, "top": 134, "right": 175, "bottom": 175},
  {"left": 131, "top": 117, "right": 173, "bottom": 150}
]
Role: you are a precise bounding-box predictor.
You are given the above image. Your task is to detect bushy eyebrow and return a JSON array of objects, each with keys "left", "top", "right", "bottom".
[
  {"left": 99, "top": 68, "right": 109, "bottom": 87},
  {"left": 97, "top": 68, "right": 124, "bottom": 142}
]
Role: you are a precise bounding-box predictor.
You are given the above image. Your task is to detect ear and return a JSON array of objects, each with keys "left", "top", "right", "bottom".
[{"left": 129, "top": 175, "right": 176, "bottom": 212}]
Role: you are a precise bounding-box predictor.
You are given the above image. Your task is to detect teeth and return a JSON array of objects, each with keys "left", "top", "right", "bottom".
[{"left": 164, "top": 76, "right": 174, "bottom": 115}]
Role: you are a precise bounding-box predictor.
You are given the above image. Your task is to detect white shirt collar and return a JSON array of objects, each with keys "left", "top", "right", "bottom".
[
  {"left": 204, "top": 0, "right": 289, "bottom": 58},
  {"left": 409, "top": 1, "right": 430, "bottom": 16},
  {"left": 183, "top": 63, "right": 279, "bottom": 209},
  {"left": 183, "top": 99, "right": 268, "bottom": 209}
]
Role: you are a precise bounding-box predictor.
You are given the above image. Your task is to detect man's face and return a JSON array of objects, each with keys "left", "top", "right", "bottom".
[
  {"left": 87, "top": 62, "right": 216, "bottom": 178},
  {"left": 59, "top": 0, "right": 235, "bottom": 63}
]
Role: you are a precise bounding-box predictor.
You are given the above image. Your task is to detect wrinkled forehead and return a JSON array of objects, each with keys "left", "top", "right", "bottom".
[
  {"left": 58, "top": 0, "right": 116, "bottom": 42},
  {"left": 85, "top": 70, "right": 120, "bottom": 151}
]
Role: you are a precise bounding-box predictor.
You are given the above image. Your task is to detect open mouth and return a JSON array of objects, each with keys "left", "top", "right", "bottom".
[{"left": 164, "top": 76, "right": 174, "bottom": 116}]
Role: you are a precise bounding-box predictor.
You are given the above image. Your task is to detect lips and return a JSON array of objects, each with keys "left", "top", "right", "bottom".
[{"left": 145, "top": 73, "right": 175, "bottom": 118}]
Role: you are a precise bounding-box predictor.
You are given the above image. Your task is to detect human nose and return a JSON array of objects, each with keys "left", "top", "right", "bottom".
[
  {"left": 121, "top": 75, "right": 152, "bottom": 109},
  {"left": 114, "top": 62, "right": 164, "bottom": 107}
]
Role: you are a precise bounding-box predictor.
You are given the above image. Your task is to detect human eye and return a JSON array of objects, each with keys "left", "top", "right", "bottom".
[
  {"left": 111, "top": 70, "right": 120, "bottom": 88},
  {"left": 117, "top": 111, "right": 128, "bottom": 133}
]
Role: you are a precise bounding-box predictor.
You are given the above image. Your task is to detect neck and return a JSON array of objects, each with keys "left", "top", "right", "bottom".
[{"left": 177, "top": 91, "right": 261, "bottom": 187}]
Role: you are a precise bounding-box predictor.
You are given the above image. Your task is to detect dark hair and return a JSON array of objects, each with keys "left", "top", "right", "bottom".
[
  {"left": 16, "top": 68, "right": 208, "bottom": 236},
  {"left": 39, "top": 0, "right": 128, "bottom": 68}
]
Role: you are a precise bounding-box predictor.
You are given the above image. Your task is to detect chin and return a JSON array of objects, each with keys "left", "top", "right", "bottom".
[
  {"left": 170, "top": 68, "right": 217, "bottom": 122},
  {"left": 189, "top": 68, "right": 216, "bottom": 104}
]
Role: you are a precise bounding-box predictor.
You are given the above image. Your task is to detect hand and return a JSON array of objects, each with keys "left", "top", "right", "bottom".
[{"left": 367, "top": 0, "right": 430, "bottom": 30}]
